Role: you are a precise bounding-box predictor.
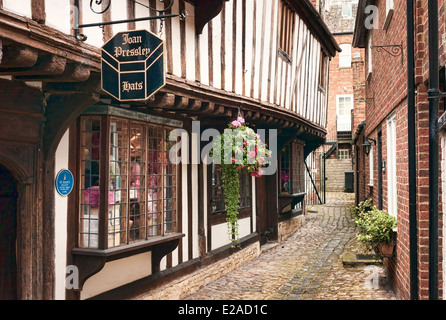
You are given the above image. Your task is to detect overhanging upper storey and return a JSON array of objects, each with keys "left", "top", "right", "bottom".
[
  {"left": 352, "top": 0, "right": 375, "bottom": 48},
  {"left": 284, "top": 0, "right": 341, "bottom": 57}
]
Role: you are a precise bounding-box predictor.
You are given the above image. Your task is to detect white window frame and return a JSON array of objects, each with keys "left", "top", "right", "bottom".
[
  {"left": 341, "top": 2, "right": 352, "bottom": 18},
  {"left": 367, "top": 35, "right": 373, "bottom": 76},
  {"left": 338, "top": 149, "right": 350, "bottom": 160},
  {"left": 387, "top": 113, "right": 397, "bottom": 219},
  {"left": 369, "top": 145, "right": 374, "bottom": 186},
  {"left": 336, "top": 94, "right": 354, "bottom": 132},
  {"left": 339, "top": 44, "right": 352, "bottom": 68},
  {"left": 384, "top": 0, "right": 394, "bottom": 30}
]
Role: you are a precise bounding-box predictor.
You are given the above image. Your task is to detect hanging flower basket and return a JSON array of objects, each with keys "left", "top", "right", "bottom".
[{"left": 213, "top": 116, "right": 271, "bottom": 246}]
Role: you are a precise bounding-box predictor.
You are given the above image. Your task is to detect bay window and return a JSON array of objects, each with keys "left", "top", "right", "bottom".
[{"left": 78, "top": 108, "right": 180, "bottom": 250}]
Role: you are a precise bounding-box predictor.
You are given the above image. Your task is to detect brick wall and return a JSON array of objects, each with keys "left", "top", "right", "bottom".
[
  {"left": 325, "top": 159, "right": 353, "bottom": 192},
  {"left": 355, "top": 0, "right": 446, "bottom": 300},
  {"left": 326, "top": 34, "right": 364, "bottom": 142}
]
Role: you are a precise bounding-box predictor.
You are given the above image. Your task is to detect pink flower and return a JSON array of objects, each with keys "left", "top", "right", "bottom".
[
  {"left": 231, "top": 157, "right": 236, "bottom": 163},
  {"left": 249, "top": 150, "right": 256, "bottom": 158},
  {"left": 231, "top": 120, "right": 241, "bottom": 127},
  {"left": 250, "top": 170, "right": 263, "bottom": 178},
  {"left": 237, "top": 117, "right": 245, "bottom": 124}
]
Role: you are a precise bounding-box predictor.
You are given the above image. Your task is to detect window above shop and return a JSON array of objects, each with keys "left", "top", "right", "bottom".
[{"left": 278, "top": 1, "right": 295, "bottom": 60}]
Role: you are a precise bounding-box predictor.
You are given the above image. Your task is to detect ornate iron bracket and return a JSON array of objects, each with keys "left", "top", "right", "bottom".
[
  {"left": 371, "top": 42, "right": 404, "bottom": 65},
  {"left": 73, "top": 0, "right": 187, "bottom": 41}
]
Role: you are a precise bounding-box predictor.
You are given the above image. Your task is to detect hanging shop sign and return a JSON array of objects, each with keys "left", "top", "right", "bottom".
[
  {"left": 55, "top": 169, "right": 74, "bottom": 197},
  {"left": 101, "top": 29, "right": 166, "bottom": 102}
]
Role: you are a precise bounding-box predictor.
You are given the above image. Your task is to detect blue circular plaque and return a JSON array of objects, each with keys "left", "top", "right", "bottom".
[{"left": 55, "top": 169, "right": 74, "bottom": 196}]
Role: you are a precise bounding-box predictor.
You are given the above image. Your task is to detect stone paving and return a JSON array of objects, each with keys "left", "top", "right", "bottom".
[{"left": 185, "top": 192, "right": 398, "bottom": 300}]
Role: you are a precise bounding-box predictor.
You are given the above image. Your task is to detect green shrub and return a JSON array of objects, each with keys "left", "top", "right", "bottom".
[
  {"left": 355, "top": 208, "right": 397, "bottom": 251},
  {"left": 350, "top": 197, "right": 374, "bottom": 220}
]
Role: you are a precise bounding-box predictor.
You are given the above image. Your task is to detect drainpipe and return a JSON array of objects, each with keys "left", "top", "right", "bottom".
[
  {"left": 407, "top": 0, "right": 418, "bottom": 300},
  {"left": 428, "top": 0, "right": 440, "bottom": 300}
]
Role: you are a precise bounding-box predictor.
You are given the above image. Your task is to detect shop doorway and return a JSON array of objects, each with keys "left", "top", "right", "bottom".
[{"left": 0, "top": 164, "right": 18, "bottom": 299}]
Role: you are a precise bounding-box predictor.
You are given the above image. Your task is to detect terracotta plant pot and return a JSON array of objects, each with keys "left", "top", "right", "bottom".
[{"left": 377, "top": 243, "right": 395, "bottom": 258}]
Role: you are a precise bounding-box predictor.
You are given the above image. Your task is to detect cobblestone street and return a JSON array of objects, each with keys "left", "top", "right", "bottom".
[{"left": 185, "top": 192, "right": 398, "bottom": 300}]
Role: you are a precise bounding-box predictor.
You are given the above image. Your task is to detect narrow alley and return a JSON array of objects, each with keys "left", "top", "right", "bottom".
[{"left": 184, "top": 193, "right": 398, "bottom": 300}]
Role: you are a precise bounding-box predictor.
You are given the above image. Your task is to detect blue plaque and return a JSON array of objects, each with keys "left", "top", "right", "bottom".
[{"left": 55, "top": 169, "right": 74, "bottom": 196}]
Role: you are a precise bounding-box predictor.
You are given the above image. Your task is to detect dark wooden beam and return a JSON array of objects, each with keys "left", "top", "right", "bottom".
[
  {"left": 185, "top": 0, "right": 227, "bottom": 35},
  {"left": 14, "top": 63, "right": 91, "bottom": 82},
  {"left": 0, "top": 54, "right": 66, "bottom": 76},
  {"left": 31, "top": 0, "right": 46, "bottom": 24},
  {"left": 151, "top": 92, "right": 176, "bottom": 108},
  {"left": 0, "top": 44, "right": 39, "bottom": 68},
  {"left": 43, "top": 91, "right": 100, "bottom": 161}
]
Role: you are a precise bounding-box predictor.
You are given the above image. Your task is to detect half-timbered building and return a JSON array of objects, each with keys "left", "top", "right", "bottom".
[{"left": 0, "top": 0, "right": 339, "bottom": 300}]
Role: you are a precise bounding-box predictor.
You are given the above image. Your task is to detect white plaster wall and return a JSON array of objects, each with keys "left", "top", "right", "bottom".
[
  {"left": 81, "top": 252, "right": 152, "bottom": 300},
  {"left": 54, "top": 129, "right": 69, "bottom": 300},
  {"left": 211, "top": 217, "right": 251, "bottom": 251},
  {"left": 2, "top": 0, "right": 31, "bottom": 18},
  {"left": 45, "top": 0, "right": 71, "bottom": 34}
]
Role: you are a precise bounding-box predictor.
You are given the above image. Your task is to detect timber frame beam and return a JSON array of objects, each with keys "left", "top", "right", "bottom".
[{"left": 0, "top": 7, "right": 326, "bottom": 146}]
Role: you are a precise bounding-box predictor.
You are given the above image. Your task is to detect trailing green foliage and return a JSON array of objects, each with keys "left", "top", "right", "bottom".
[
  {"left": 212, "top": 117, "right": 271, "bottom": 246},
  {"left": 221, "top": 163, "right": 240, "bottom": 243}
]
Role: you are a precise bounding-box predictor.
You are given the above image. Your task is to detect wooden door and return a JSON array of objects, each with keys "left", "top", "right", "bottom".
[{"left": 0, "top": 165, "right": 18, "bottom": 300}]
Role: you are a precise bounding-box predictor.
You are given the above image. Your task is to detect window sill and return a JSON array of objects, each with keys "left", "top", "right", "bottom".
[
  {"left": 72, "top": 233, "right": 184, "bottom": 258},
  {"left": 278, "top": 192, "right": 306, "bottom": 214},
  {"left": 72, "top": 233, "right": 184, "bottom": 291},
  {"left": 383, "top": 9, "right": 394, "bottom": 31}
]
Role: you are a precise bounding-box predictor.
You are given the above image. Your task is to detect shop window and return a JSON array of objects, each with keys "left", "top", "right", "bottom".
[
  {"left": 79, "top": 114, "right": 178, "bottom": 249},
  {"left": 210, "top": 164, "right": 252, "bottom": 214},
  {"left": 279, "top": 140, "right": 305, "bottom": 195}
]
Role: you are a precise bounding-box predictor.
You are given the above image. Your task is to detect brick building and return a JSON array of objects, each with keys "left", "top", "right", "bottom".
[
  {"left": 0, "top": 0, "right": 339, "bottom": 300},
  {"left": 353, "top": 0, "right": 446, "bottom": 300},
  {"left": 316, "top": 1, "right": 365, "bottom": 194}
]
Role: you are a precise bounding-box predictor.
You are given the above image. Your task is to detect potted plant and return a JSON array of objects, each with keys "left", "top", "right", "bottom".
[{"left": 355, "top": 207, "right": 397, "bottom": 258}]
